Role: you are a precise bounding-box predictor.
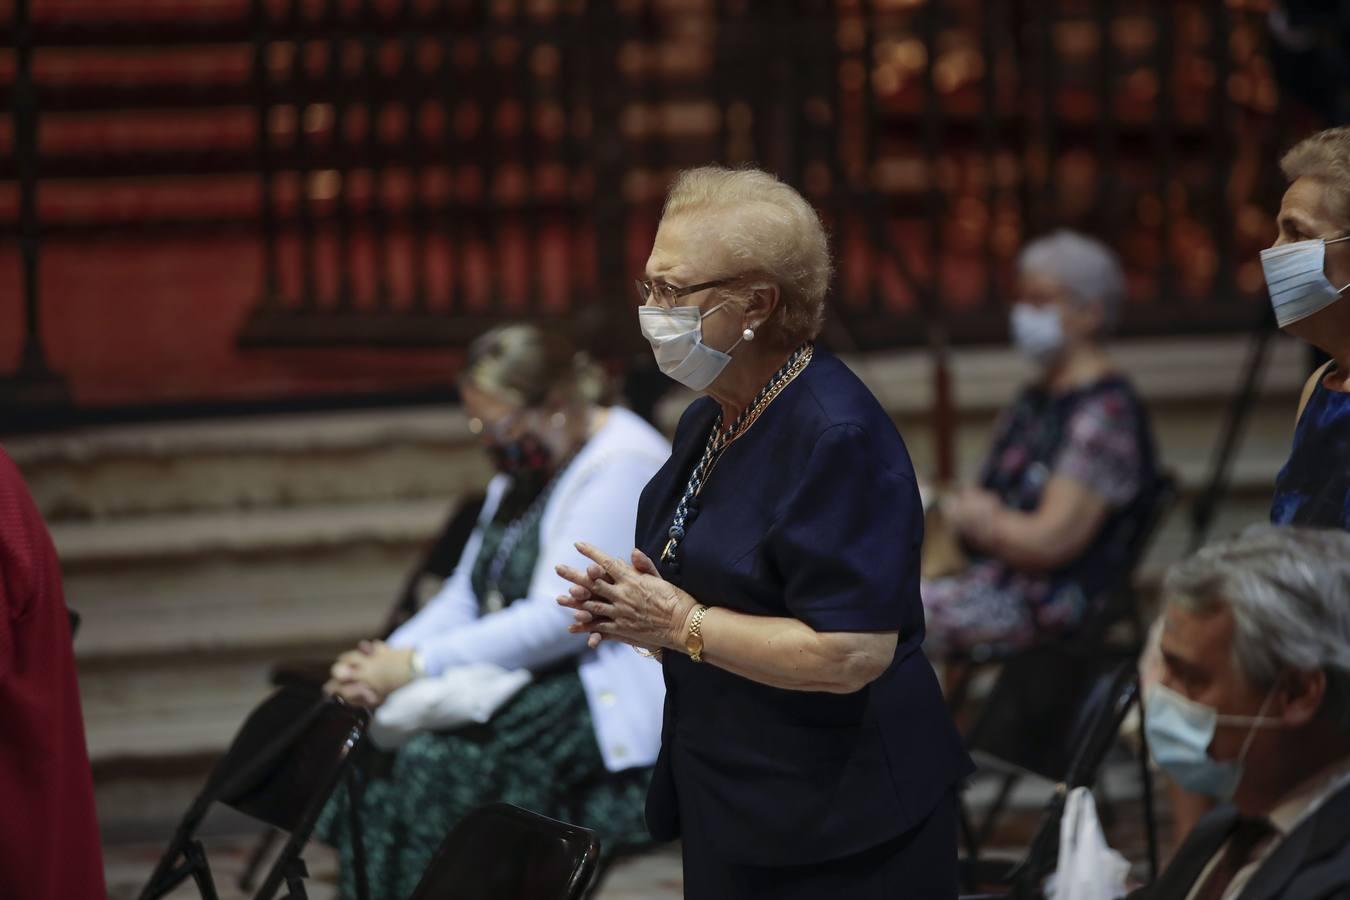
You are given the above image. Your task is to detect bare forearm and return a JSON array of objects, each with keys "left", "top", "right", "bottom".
[
  {"left": 677, "top": 606, "right": 895, "bottom": 694},
  {"left": 976, "top": 506, "right": 1089, "bottom": 572}
]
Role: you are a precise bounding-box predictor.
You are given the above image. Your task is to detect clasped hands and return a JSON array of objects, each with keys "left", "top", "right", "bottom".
[
  {"left": 324, "top": 639, "right": 416, "bottom": 709},
  {"left": 556, "top": 542, "right": 698, "bottom": 653}
]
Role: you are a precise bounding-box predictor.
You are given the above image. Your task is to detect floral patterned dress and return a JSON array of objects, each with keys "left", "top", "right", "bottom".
[
  {"left": 922, "top": 375, "right": 1155, "bottom": 656},
  {"left": 315, "top": 479, "right": 653, "bottom": 900}
]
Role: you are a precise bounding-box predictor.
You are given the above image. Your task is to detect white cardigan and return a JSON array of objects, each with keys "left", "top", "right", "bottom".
[{"left": 388, "top": 407, "right": 671, "bottom": 772}]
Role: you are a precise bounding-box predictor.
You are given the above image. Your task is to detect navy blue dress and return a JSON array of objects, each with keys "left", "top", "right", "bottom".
[
  {"left": 1271, "top": 367, "right": 1350, "bottom": 529},
  {"left": 637, "top": 349, "right": 972, "bottom": 898}
]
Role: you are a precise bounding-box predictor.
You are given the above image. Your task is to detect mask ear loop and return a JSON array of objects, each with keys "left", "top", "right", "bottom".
[
  {"left": 1227, "top": 686, "right": 1281, "bottom": 779},
  {"left": 1327, "top": 236, "right": 1350, "bottom": 294},
  {"left": 698, "top": 297, "right": 754, "bottom": 355}
]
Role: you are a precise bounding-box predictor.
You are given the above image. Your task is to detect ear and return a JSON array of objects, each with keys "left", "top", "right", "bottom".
[
  {"left": 1276, "top": 668, "right": 1326, "bottom": 727},
  {"left": 743, "top": 282, "right": 780, "bottom": 330}
]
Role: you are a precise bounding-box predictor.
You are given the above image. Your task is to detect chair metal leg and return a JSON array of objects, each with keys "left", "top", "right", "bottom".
[
  {"left": 1139, "top": 727, "right": 1160, "bottom": 882},
  {"left": 976, "top": 772, "right": 1020, "bottom": 851},
  {"left": 186, "top": 839, "right": 222, "bottom": 900},
  {"left": 239, "top": 828, "right": 281, "bottom": 892},
  {"left": 140, "top": 837, "right": 216, "bottom": 900},
  {"left": 277, "top": 856, "right": 310, "bottom": 900}
]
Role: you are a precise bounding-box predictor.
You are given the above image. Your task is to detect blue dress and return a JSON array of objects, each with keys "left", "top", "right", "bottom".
[
  {"left": 1271, "top": 367, "right": 1350, "bottom": 529},
  {"left": 637, "top": 349, "right": 972, "bottom": 898}
]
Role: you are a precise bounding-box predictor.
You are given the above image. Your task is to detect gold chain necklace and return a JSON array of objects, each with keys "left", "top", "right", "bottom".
[
  {"left": 697, "top": 343, "right": 814, "bottom": 489},
  {"left": 659, "top": 343, "right": 814, "bottom": 567}
]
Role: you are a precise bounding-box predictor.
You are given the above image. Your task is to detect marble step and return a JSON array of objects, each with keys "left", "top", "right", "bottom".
[
  {"left": 9, "top": 406, "right": 489, "bottom": 522},
  {"left": 58, "top": 498, "right": 446, "bottom": 660}
]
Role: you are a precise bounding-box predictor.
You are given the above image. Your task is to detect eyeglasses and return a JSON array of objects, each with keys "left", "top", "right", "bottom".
[{"left": 635, "top": 276, "right": 738, "bottom": 309}]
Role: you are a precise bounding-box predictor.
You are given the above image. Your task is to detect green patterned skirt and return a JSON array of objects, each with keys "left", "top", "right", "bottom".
[{"left": 315, "top": 665, "right": 653, "bottom": 900}]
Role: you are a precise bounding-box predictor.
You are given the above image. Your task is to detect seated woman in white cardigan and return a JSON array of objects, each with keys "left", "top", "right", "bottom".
[{"left": 319, "top": 324, "right": 670, "bottom": 900}]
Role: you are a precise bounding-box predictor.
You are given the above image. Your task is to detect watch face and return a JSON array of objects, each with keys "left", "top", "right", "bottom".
[{"left": 686, "top": 633, "right": 704, "bottom": 656}]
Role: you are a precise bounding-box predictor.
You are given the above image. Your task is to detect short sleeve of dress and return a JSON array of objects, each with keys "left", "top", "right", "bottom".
[
  {"left": 1052, "top": 388, "right": 1143, "bottom": 509},
  {"left": 766, "top": 424, "right": 923, "bottom": 633}
]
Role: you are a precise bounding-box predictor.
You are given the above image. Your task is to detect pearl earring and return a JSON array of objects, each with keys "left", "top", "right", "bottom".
[{"left": 742, "top": 327, "right": 756, "bottom": 342}]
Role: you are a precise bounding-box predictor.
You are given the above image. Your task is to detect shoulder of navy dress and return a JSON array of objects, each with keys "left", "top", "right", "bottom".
[{"left": 787, "top": 350, "right": 918, "bottom": 478}]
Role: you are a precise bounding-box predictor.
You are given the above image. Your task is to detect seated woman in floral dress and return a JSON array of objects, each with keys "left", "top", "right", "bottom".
[
  {"left": 318, "top": 324, "right": 670, "bottom": 900},
  {"left": 923, "top": 230, "right": 1157, "bottom": 657}
]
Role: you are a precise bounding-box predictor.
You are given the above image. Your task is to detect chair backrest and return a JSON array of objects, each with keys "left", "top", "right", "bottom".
[
  {"left": 139, "top": 686, "right": 368, "bottom": 900},
  {"left": 967, "top": 647, "right": 1137, "bottom": 785},
  {"left": 1088, "top": 470, "right": 1179, "bottom": 640},
  {"left": 408, "top": 803, "right": 600, "bottom": 900},
  {"left": 1122, "top": 471, "right": 1179, "bottom": 568},
  {"left": 206, "top": 685, "right": 368, "bottom": 832},
  {"left": 1004, "top": 660, "right": 1143, "bottom": 891}
]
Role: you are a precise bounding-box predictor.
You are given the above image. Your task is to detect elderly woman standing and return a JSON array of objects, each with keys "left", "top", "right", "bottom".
[
  {"left": 556, "top": 167, "right": 971, "bottom": 898},
  {"left": 924, "top": 230, "right": 1157, "bottom": 655},
  {"left": 1264, "top": 127, "right": 1350, "bottom": 529}
]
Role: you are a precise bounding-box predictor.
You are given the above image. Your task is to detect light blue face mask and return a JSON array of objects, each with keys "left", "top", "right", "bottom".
[
  {"left": 637, "top": 299, "right": 745, "bottom": 392},
  {"left": 1144, "top": 683, "right": 1282, "bottom": 801},
  {"left": 1259, "top": 235, "right": 1350, "bottom": 329}
]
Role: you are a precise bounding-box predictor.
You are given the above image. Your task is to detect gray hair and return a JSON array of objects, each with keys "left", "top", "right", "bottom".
[
  {"left": 1165, "top": 525, "right": 1350, "bottom": 735},
  {"left": 1017, "top": 229, "right": 1127, "bottom": 335}
]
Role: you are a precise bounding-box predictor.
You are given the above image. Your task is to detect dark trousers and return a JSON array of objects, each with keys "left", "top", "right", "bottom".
[{"left": 680, "top": 789, "right": 959, "bottom": 900}]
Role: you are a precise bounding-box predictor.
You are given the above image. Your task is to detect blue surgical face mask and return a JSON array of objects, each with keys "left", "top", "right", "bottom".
[
  {"left": 1010, "top": 302, "right": 1065, "bottom": 366},
  {"left": 1259, "top": 235, "right": 1350, "bottom": 329},
  {"left": 638, "top": 299, "right": 745, "bottom": 392},
  {"left": 1144, "top": 683, "right": 1283, "bottom": 801}
]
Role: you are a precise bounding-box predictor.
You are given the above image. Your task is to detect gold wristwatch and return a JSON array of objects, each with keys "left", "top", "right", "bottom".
[{"left": 685, "top": 605, "right": 710, "bottom": 662}]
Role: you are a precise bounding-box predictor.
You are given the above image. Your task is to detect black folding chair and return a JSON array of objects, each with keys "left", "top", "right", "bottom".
[
  {"left": 958, "top": 659, "right": 1158, "bottom": 899},
  {"left": 241, "top": 493, "right": 486, "bottom": 891},
  {"left": 944, "top": 472, "right": 1179, "bottom": 719},
  {"left": 406, "top": 802, "right": 601, "bottom": 900},
  {"left": 138, "top": 685, "right": 370, "bottom": 900}
]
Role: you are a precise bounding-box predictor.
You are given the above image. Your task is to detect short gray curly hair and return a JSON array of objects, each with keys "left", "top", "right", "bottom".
[
  {"left": 1018, "top": 229, "right": 1127, "bottom": 335},
  {"left": 1165, "top": 525, "right": 1350, "bottom": 735}
]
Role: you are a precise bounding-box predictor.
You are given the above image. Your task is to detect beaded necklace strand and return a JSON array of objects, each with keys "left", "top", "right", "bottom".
[{"left": 659, "top": 343, "right": 814, "bottom": 569}]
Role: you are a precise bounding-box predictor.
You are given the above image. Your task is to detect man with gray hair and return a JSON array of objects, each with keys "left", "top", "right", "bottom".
[{"left": 1134, "top": 525, "right": 1350, "bottom": 900}]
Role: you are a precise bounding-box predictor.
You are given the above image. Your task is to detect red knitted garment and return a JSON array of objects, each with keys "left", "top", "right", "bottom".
[{"left": 0, "top": 447, "right": 105, "bottom": 900}]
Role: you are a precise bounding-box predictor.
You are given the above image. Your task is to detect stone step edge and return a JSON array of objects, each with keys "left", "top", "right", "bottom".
[
  {"left": 76, "top": 627, "right": 369, "bottom": 667},
  {"left": 7, "top": 406, "right": 474, "bottom": 467},
  {"left": 52, "top": 496, "right": 455, "bottom": 566}
]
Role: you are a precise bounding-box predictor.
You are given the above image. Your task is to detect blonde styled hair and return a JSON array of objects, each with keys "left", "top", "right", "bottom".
[
  {"left": 463, "top": 324, "right": 608, "bottom": 410},
  {"left": 662, "top": 166, "right": 832, "bottom": 347},
  {"left": 1281, "top": 127, "right": 1350, "bottom": 227}
]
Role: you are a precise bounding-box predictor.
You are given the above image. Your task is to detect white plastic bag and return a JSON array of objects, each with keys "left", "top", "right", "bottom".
[
  {"left": 1046, "top": 786, "right": 1131, "bottom": 900},
  {"left": 369, "top": 663, "right": 532, "bottom": 749}
]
